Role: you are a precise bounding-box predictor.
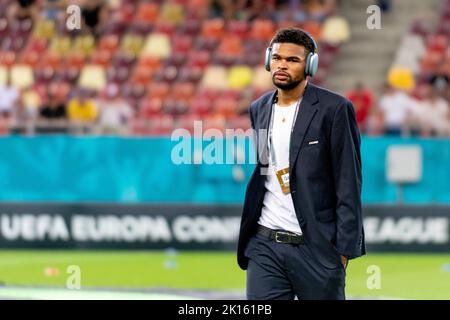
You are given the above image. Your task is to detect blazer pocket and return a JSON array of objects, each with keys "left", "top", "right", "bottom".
[{"left": 316, "top": 208, "right": 336, "bottom": 223}]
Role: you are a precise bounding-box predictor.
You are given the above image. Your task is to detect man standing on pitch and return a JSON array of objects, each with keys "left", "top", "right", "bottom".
[{"left": 237, "top": 28, "right": 365, "bottom": 300}]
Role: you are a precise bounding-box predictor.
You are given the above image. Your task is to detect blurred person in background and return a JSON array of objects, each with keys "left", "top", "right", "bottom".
[
  {"left": 38, "top": 90, "right": 67, "bottom": 134},
  {"left": 377, "top": 0, "right": 392, "bottom": 13},
  {"left": 346, "top": 82, "right": 374, "bottom": 133},
  {"left": 364, "top": 106, "right": 385, "bottom": 136},
  {"left": 96, "top": 84, "right": 133, "bottom": 135},
  {"left": 429, "top": 64, "right": 450, "bottom": 100},
  {"left": 303, "top": 0, "right": 337, "bottom": 22},
  {"left": 67, "top": 88, "right": 98, "bottom": 131},
  {"left": 274, "top": 0, "right": 307, "bottom": 24},
  {"left": 0, "top": 74, "right": 19, "bottom": 121},
  {"left": 7, "top": 0, "right": 40, "bottom": 23},
  {"left": 42, "top": 0, "right": 65, "bottom": 21},
  {"left": 80, "top": 0, "right": 109, "bottom": 36},
  {"left": 210, "top": 0, "right": 273, "bottom": 21},
  {"left": 410, "top": 84, "right": 449, "bottom": 137},
  {"left": 378, "top": 83, "right": 418, "bottom": 136}
]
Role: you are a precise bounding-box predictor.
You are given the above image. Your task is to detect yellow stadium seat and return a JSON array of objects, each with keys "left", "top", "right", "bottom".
[
  {"left": 159, "top": 2, "right": 184, "bottom": 25},
  {"left": 201, "top": 65, "right": 228, "bottom": 90},
  {"left": 11, "top": 64, "right": 34, "bottom": 89},
  {"left": 251, "top": 66, "right": 272, "bottom": 90},
  {"left": 321, "top": 16, "right": 350, "bottom": 44},
  {"left": 121, "top": 34, "right": 144, "bottom": 56},
  {"left": 78, "top": 64, "right": 106, "bottom": 90},
  {"left": 33, "top": 19, "right": 55, "bottom": 39},
  {"left": 228, "top": 66, "right": 253, "bottom": 89},
  {"left": 49, "top": 36, "right": 72, "bottom": 55},
  {"left": 22, "top": 88, "right": 42, "bottom": 109},
  {"left": 141, "top": 33, "right": 171, "bottom": 58},
  {"left": 73, "top": 35, "right": 96, "bottom": 56}
]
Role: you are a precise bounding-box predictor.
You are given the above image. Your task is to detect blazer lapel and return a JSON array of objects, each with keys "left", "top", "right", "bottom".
[
  {"left": 289, "top": 83, "right": 319, "bottom": 175},
  {"left": 256, "top": 90, "right": 277, "bottom": 167}
]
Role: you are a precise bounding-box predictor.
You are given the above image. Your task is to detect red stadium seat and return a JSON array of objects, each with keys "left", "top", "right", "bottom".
[
  {"left": 202, "top": 115, "right": 227, "bottom": 133},
  {"left": 2, "top": 35, "right": 27, "bottom": 51},
  {"left": 107, "top": 65, "right": 130, "bottom": 84},
  {"left": 90, "top": 49, "right": 113, "bottom": 68},
  {"left": 59, "top": 67, "right": 80, "bottom": 84},
  {"left": 173, "top": 82, "right": 195, "bottom": 101},
  {"left": 249, "top": 19, "right": 275, "bottom": 41},
  {"left": 34, "top": 67, "right": 56, "bottom": 84},
  {"left": 227, "top": 115, "right": 251, "bottom": 131},
  {"left": 147, "top": 82, "right": 171, "bottom": 100},
  {"left": 39, "top": 52, "right": 62, "bottom": 69},
  {"left": 136, "top": 2, "right": 160, "bottom": 23},
  {"left": 201, "top": 18, "right": 225, "bottom": 40},
  {"left": 152, "top": 66, "right": 179, "bottom": 83},
  {"left": 117, "top": 3, "right": 136, "bottom": 24},
  {"left": 112, "top": 53, "right": 136, "bottom": 67},
  {"left": 436, "top": 20, "right": 450, "bottom": 35},
  {"left": 164, "top": 52, "right": 186, "bottom": 68},
  {"left": 178, "top": 19, "right": 201, "bottom": 36},
  {"left": 163, "top": 98, "right": 189, "bottom": 117},
  {"left": 172, "top": 34, "right": 193, "bottom": 54},
  {"left": 302, "top": 21, "right": 322, "bottom": 41},
  {"left": 421, "top": 51, "right": 443, "bottom": 73},
  {"left": 190, "top": 96, "right": 213, "bottom": 117},
  {"left": 0, "top": 17, "right": 9, "bottom": 38},
  {"left": 145, "top": 114, "right": 175, "bottom": 136},
  {"left": 122, "top": 83, "right": 147, "bottom": 100},
  {"left": 26, "top": 37, "right": 48, "bottom": 54},
  {"left": 214, "top": 97, "right": 238, "bottom": 119},
  {"left": 195, "top": 37, "right": 219, "bottom": 51},
  {"left": 137, "top": 56, "right": 161, "bottom": 71},
  {"left": 154, "top": 21, "right": 176, "bottom": 36},
  {"left": 217, "top": 36, "right": 243, "bottom": 57},
  {"left": 174, "top": 113, "right": 200, "bottom": 134},
  {"left": 139, "top": 98, "right": 164, "bottom": 119},
  {"left": 130, "top": 64, "right": 154, "bottom": 85},
  {"left": 426, "top": 34, "right": 448, "bottom": 53},
  {"left": 177, "top": 66, "right": 203, "bottom": 83},
  {"left": 187, "top": 50, "right": 211, "bottom": 69},
  {"left": 226, "top": 20, "right": 249, "bottom": 38},
  {"left": 65, "top": 52, "right": 86, "bottom": 69},
  {"left": 98, "top": 34, "right": 120, "bottom": 54},
  {"left": 19, "top": 50, "right": 39, "bottom": 67}
]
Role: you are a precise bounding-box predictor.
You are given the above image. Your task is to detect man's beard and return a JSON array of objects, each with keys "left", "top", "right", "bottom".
[{"left": 272, "top": 75, "right": 303, "bottom": 90}]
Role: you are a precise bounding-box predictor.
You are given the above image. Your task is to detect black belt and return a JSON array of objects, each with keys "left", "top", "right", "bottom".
[{"left": 257, "top": 225, "right": 305, "bottom": 245}]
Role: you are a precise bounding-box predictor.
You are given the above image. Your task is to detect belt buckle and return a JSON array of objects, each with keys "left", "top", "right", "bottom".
[{"left": 274, "top": 231, "right": 291, "bottom": 243}]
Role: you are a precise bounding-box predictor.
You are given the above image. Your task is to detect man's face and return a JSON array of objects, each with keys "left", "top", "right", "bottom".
[{"left": 270, "top": 42, "right": 308, "bottom": 90}]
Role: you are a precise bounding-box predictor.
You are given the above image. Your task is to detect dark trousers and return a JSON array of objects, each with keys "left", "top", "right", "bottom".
[{"left": 244, "top": 232, "right": 346, "bottom": 300}]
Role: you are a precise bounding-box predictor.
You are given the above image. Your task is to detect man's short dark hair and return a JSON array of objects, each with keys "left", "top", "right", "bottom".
[{"left": 269, "top": 28, "right": 316, "bottom": 54}]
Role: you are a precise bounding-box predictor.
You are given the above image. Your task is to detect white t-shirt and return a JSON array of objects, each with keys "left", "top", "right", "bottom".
[
  {"left": 258, "top": 100, "right": 303, "bottom": 235},
  {"left": 413, "top": 97, "right": 449, "bottom": 133},
  {"left": 378, "top": 90, "right": 417, "bottom": 128},
  {"left": 0, "top": 85, "right": 19, "bottom": 113},
  {"left": 97, "top": 99, "right": 133, "bottom": 127}
]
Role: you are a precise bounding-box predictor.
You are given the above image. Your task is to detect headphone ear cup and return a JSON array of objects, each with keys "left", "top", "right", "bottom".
[
  {"left": 307, "top": 53, "right": 319, "bottom": 77},
  {"left": 304, "top": 52, "right": 312, "bottom": 77},
  {"left": 265, "top": 47, "right": 272, "bottom": 71}
]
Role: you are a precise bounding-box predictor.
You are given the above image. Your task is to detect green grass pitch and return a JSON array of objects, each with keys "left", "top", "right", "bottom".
[{"left": 0, "top": 250, "right": 449, "bottom": 299}]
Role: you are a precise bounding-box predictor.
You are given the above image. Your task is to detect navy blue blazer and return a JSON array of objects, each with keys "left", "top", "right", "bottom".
[{"left": 237, "top": 83, "right": 365, "bottom": 270}]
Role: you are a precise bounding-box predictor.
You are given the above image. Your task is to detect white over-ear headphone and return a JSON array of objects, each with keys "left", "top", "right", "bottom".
[{"left": 265, "top": 33, "right": 319, "bottom": 78}]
